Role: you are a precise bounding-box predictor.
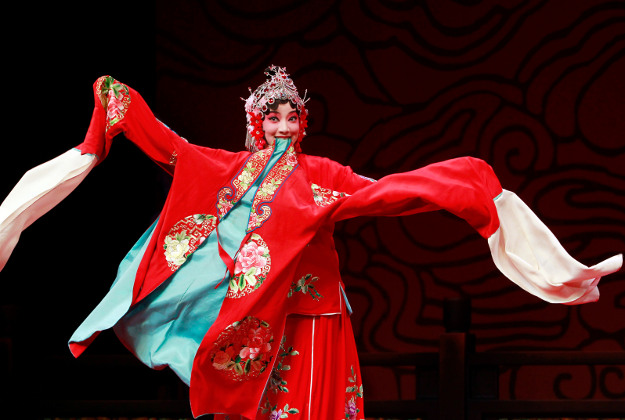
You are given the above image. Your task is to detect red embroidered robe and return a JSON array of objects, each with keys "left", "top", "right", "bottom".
[
  {"left": 68, "top": 76, "right": 504, "bottom": 418},
  {"left": 15, "top": 76, "right": 608, "bottom": 419}
]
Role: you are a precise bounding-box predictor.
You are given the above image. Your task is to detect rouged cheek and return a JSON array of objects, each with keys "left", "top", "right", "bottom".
[{"left": 262, "top": 122, "right": 274, "bottom": 131}]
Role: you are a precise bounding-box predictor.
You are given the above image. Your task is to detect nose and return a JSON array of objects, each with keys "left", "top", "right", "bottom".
[{"left": 277, "top": 118, "right": 290, "bottom": 134}]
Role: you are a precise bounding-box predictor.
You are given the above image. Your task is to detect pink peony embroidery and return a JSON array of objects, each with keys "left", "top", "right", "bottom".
[
  {"left": 227, "top": 234, "right": 271, "bottom": 298},
  {"left": 245, "top": 326, "right": 272, "bottom": 358},
  {"left": 106, "top": 91, "right": 124, "bottom": 120},
  {"left": 345, "top": 397, "right": 358, "bottom": 420},
  {"left": 212, "top": 349, "right": 233, "bottom": 370},
  {"left": 261, "top": 403, "right": 299, "bottom": 419},
  {"left": 248, "top": 212, "right": 259, "bottom": 228},
  {"left": 236, "top": 241, "right": 267, "bottom": 274},
  {"left": 285, "top": 149, "right": 298, "bottom": 168},
  {"left": 210, "top": 316, "right": 274, "bottom": 381},
  {"left": 96, "top": 76, "right": 130, "bottom": 131},
  {"left": 217, "top": 197, "right": 234, "bottom": 218},
  {"left": 269, "top": 409, "right": 282, "bottom": 420},
  {"left": 344, "top": 365, "right": 364, "bottom": 420}
]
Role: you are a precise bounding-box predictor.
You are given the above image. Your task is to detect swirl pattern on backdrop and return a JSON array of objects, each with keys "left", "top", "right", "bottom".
[{"left": 154, "top": 0, "right": 624, "bottom": 400}]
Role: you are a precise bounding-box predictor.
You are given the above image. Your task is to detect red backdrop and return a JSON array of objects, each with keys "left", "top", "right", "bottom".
[{"left": 150, "top": 0, "right": 625, "bottom": 401}]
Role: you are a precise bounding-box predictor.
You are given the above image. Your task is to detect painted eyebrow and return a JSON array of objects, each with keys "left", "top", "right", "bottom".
[{"left": 265, "top": 111, "right": 298, "bottom": 116}]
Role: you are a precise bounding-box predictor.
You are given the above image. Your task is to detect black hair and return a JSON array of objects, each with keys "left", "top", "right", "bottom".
[{"left": 265, "top": 99, "right": 299, "bottom": 115}]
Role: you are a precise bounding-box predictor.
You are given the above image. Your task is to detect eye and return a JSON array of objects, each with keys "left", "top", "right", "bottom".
[
  {"left": 267, "top": 116, "right": 278, "bottom": 122},
  {"left": 288, "top": 115, "right": 299, "bottom": 122}
]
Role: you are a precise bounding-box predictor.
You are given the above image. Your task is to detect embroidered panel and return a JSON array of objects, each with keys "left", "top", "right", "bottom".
[
  {"left": 247, "top": 145, "right": 299, "bottom": 232},
  {"left": 216, "top": 148, "right": 273, "bottom": 219},
  {"left": 163, "top": 214, "right": 217, "bottom": 270},
  {"left": 311, "top": 183, "right": 349, "bottom": 207},
  {"left": 96, "top": 76, "right": 131, "bottom": 131},
  {"left": 210, "top": 316, "right": 274, "bottom": 381},
  {"left": 227, "top": 233, "right": 271, "bottom": 299}
]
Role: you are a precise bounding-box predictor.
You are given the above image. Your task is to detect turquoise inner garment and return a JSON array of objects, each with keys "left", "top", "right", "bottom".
[{"left": 70, "top": 139, "right": 290, "bottom": 385}]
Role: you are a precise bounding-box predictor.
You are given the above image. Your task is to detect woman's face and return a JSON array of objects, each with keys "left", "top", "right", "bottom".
[{"left": 262, "top": 102, "right": 300, "bottom": 146}]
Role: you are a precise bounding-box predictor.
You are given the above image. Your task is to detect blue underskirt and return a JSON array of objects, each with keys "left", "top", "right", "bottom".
[{"left": 69, "top": 139, "right": 290, "bottom": 384}]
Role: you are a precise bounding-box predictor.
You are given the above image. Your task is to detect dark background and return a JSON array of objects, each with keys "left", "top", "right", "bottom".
[{"left": 1, "top": 0, "right": 623, "bottom": 411}]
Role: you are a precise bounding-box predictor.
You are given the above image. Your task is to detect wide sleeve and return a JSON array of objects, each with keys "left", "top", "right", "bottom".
[
  {"left": 0, "top": 76, "right": 185, "bottom": 271},
  {"left": 489, "top": 189, "right": 622, "bottom": 304},
  {"left": 0, "top": 149, "right": 97, "bottom": 271},
  {"left": 330, "top": 156, "right": 622, "bottom": 304},
  {"left": 330, "top": 156, "right": 502, "bottom": 237}
]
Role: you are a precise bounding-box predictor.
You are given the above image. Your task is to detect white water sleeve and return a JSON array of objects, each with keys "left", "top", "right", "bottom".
[
  {"left": 0, "top": 148, "right": 97, "bottom": 270},
  {"left": 488, "top": 189, "right": 622, "bottom": 304}
]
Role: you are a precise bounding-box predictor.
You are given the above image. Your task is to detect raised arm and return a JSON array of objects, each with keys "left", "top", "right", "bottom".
[
  {"left": 76, "top": 76, "right": 185, "bottom": 172},
  {"left": 0, "top": 76, "right": 186, "bottom": 271},
  {"left": 330, "top": 156, "right": 622, "bottom": 305}
]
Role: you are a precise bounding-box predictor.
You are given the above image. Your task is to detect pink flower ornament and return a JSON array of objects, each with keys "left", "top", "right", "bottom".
[
  {"left": 106, "top": 91, "right": 125, "bottom": 121},
  {"left": 269, "top": 409, "right": 283, "bottom": 420},
  {"left": 235, "top": 241, "right": 268, "bottom": 281},
  {"left": 212, "top": 350, "right": 232, "bottom": 370},
  {"left": 345, "top": 397, "right": 359, "bottom": 420},
  {"left": 210, "top": 316, "right": 274, "bottom": 381},
  {"left": 228, "top": 234, "right": 271, "bottom": 298}
]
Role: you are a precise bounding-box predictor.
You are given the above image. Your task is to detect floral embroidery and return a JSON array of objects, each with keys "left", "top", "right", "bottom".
[
  {"left": 96, "top": 76, "right": 131, "bottom": 131},
  {"left": 285, "top": 149, "right": 298, "bottom": 168},
  {"left": 344, "top": 365, "right": 364, "bottom": 420},
  {"left": 288, "top": 274, "right": 323, "bottom": 301},
  {"left": 267, "top": 336, "right": 299, "bottom": 394},
  {"left": 163, "top": 214, "right": 217, "bottom": 270},
  {"left": 237, "top": 163, "right": 256, "bottom": 189},
  {"left": 259, "top": 336, "right": 300, "bottom": 419},
  {"left": 216, "top": 145, "right": 298, "bottom": 232},
  {"left": 247, "top": 144, "right": 299, "bottom": 232},
  {"left": 261, "top": 403, "right": 299, "bottom": 419},
  {"left": 311, "top": 183, "right": 349, "bottom": 207},
  {"left": 344, "top": 397, "right": 359, "bottom": 420},
  {"left": 227, "top": 234, "right": 271, "bottom": 298},
  {"left": 217, "top": 148, "right": 273, "bottom": 219},
  {"left": 210, "top": 316, "right": 274, "bottom": 381}
]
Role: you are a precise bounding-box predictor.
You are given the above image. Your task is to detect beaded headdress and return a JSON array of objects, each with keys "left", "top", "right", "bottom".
[{"left": 244, "top": 65, "right": 309, "bottom": 152}]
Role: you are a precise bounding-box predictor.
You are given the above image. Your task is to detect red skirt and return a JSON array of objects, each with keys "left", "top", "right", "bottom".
[{"left": 214, "top": 311, "right": 364, "bottom": 420}]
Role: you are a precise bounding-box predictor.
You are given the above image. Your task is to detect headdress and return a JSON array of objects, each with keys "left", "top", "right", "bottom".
[{"left": 244, "top": 65, "right": 309, "bottom": 152}]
